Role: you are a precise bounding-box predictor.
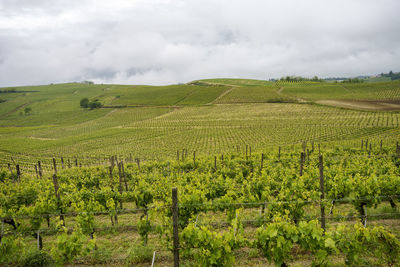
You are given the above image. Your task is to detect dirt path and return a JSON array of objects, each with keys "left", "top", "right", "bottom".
[
  {"left": 276, "top": 86, "right": 306, "bottom": 103},
  {"left": 29, "top": 136, "right": 57, "bottom": 141},
  {"left": 209, "top": 87, "right": 235, "bottom": 104},
  {"left": 0, "top": 102, "right": 30, "bottom": 118},
  {"left": 151, "top": 107, "right": 179, "bottom": 120},
  {"left": 174, "top": 90, "right": 196, "bottom": 105},
  {"left": 198, "top": 81, "right": 240, "bottom": 88},
  {"left": 316, "top": 100, "right": 400, "bottom": 111}
]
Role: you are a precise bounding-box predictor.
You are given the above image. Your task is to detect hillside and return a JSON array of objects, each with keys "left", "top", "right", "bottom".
[
  {"left": 1, "top": 79, "right": 400, "bottom": 266},
  {"left": 0, "top": 79, "right": 400, "bottom": 168}
]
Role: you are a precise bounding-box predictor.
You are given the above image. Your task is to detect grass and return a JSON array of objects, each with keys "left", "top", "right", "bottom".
[
  {"left": 97, "top": 83, "right": 230, "bottom": 106},
  {"left": 2, "top": 103, "right": 400, "bottom": 159},
  {"left": 1, "top": 79, "right": 400, "bottom": 171},
  {"left": 214, "top": 85, "right": 295, "bottom": 103},
  {"left": 364, "top": 76, "right": 392, "bottom": 83},
  {"left": 280, "top": 80, "right": 400, "bottom": 101}
]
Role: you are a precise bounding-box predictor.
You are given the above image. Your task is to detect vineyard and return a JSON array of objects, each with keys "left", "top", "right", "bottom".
[
  {"left": 1, "top": 79, "right": 400, "bottom": 266},
  {"left": 1, "top": 145, "right": 400, "bottom": 266}
]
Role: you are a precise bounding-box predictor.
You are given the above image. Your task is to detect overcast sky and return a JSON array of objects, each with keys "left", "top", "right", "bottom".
[{"left": 0, "top": 0, "right": 399, "bottom": 86}]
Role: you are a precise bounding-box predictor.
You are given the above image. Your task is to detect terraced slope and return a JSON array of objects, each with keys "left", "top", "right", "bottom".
[{"left": 1, "top": 79, "right": 400, "bottom": 168}]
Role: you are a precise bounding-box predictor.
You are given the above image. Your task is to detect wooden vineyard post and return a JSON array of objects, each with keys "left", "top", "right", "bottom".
[
  {"left": 182, "top": 149, "right": 185, "bottom": 161},
  {"left": 299, "top": 152, "right": 304, "bottom": 176},
  {"left": 75, "top": 158, "right": 78, "bottom": 167},
  {"left": 368, "top": 144, "right": 372, "bottom": 158},
  {"left": 38, "top": 161, "right": 42, "bottom": 178},
  {"left": 176, "top": 150, "right": 179, "bottom": 161},
  {"left": 365, "top": 139, "right": 368, "bottom": 150},
  {"left": 7, "top": 163, "right": 12, "bottom": 175},
  {"left": 117, "top": 163, "right": 123, "bottom": 209},
  {"left": 0, "top": 220, "right": 4, "bottom": 244},
  {"left": 52, "top": 174, "right": 65, "bottom": 226},
  {"left": 109, "top": 166, "right": 114, "bottom": 188},
  {"left": 318, "top": 144, "right": 320, "bottom": 155},
  {"left": 35, "top": 164, "right": 39, "bottom": 179},
  {"left": 249, "top": 146, "right": 252, "bottom": 158},
  {"left": 52, "top": 158, "right": 57, "bottom": 174},
  {"left": 380, "top": 140, "right": 382, "bottom": 152},
  {"left": 16, "top": 165, "right": 21, "bottom": 181},
  {"left": 1, "top": 220, "right": 3, "bottom": 244},
  {"left": 121, "top": 161, "right": 128, "bottom": 191},
  {"left": 361, "top": 139, "right": 363, "bottom": 150},
  {"left": 136, "top": 158, "right": 140, "bottom": 170},
  {"left": 260, "top": 153, "right": 264, "bottom": 170},
  {"left": 214, "top": 156, "right": 217, "bottom": 170},
  {"left": 68, "top": 159, "right": 71, "bottom": 168},
  {"left": 151, "top": 251, "right": 156, "bottom": 267},
  {"left": 319, "top": 155, "right": 326, "bottom": 233},
  {"left": 193, "top": 151, "right": 196, "bottom": 166},
  {"left": 397, "top": 142, "right": 400, "bottom": 157},
  {"left": 311, "top": 141, "right": 314, "bottom": 152},
  {"left": 278, "top": 146, "right": 281, "bottom": 161},
  {"left": 172, "top": 187, "right": 179, "bottom": 267},
  {"left": 109, "top": 166, "right": 118, "bottom": 225},
  {"left": 110, "top": 156, "right": 115, "bottom": 169},
  {"left": 398, "top": 144, "right": 400, "bottom": 157},
  {"left": 37, "top": 230, "right": 42, "bottom": 250},
  {"left": 61, "top": 157, "right": 64, "bottom": 169}
]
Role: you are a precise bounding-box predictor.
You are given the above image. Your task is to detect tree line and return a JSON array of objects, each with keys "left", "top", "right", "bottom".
[
  {"left": 80, "top": 98, "right": 103, "bottom": 109},
  {"left": 278, "top": 76, "right": 324, "bottom": 82},
  {"left": 381, "top": 70, "right": 400, "bottom": 80}
]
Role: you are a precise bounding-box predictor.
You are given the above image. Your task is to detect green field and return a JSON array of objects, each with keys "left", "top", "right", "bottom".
[
  {"left": 1, "top": 79, "right": 400, "bottom": 170},
  {"left": 1, "top": 79, "right": 400, "bottom": 266}
]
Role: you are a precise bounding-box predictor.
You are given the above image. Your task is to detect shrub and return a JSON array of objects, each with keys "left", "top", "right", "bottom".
[
  {"left": 88, "top": 100, "right": 102, "bottom": 109},
  {"left": 51, "top": 227, "right": 95, "bottom": 264},
  {"left": 181, "top": 215, "right": 244, "bottom": 267},
  {"left": 80, "top": 98, "right": 89, "bottom": 108},
  {"left": 137, "top": 218, "right": 151, "bottom": 245},
  {"left": 19, "top": 250, "right": 54, "bottom": 267},
  {"left": 255, "top": 220, "right": 298, "bottom": 266},
  {"left": 24, "top": 107, "right": 32, "bottom": 115},
  {"left": 334, "top": 223, "right": 400, "bottom": 266},
  {"left": 0, "top": 236, "right": 26, "bottom": 264},
  {"left": 255, "top": 219, "right": 336, "bottom": 267},
  {"left": 85, "top": 245, "right": 112, "bottom": 264},
  {"left": 125, "top": 244, "right": 154, "bottom": 264},
  {"left": 80, "top": 98, "right": 103, "bottom": 109}
]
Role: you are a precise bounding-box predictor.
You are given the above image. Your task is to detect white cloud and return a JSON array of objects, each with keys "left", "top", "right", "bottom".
[{"left": 0, "top": 0, "right": 399, "bottom": 86}]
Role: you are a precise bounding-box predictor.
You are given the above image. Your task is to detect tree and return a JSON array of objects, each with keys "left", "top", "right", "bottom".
[
  {"left": 80, "top": 98, "right": 89, "bottom": 108},
  {"left": 88, "top": 100, "right": 102, "bottom": 110},
  {"left": 24, "top": 107, "right": 32, "bottom": 115},
  {"left": 80, "top": 98, "right": 102, "bottom": 110}
]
